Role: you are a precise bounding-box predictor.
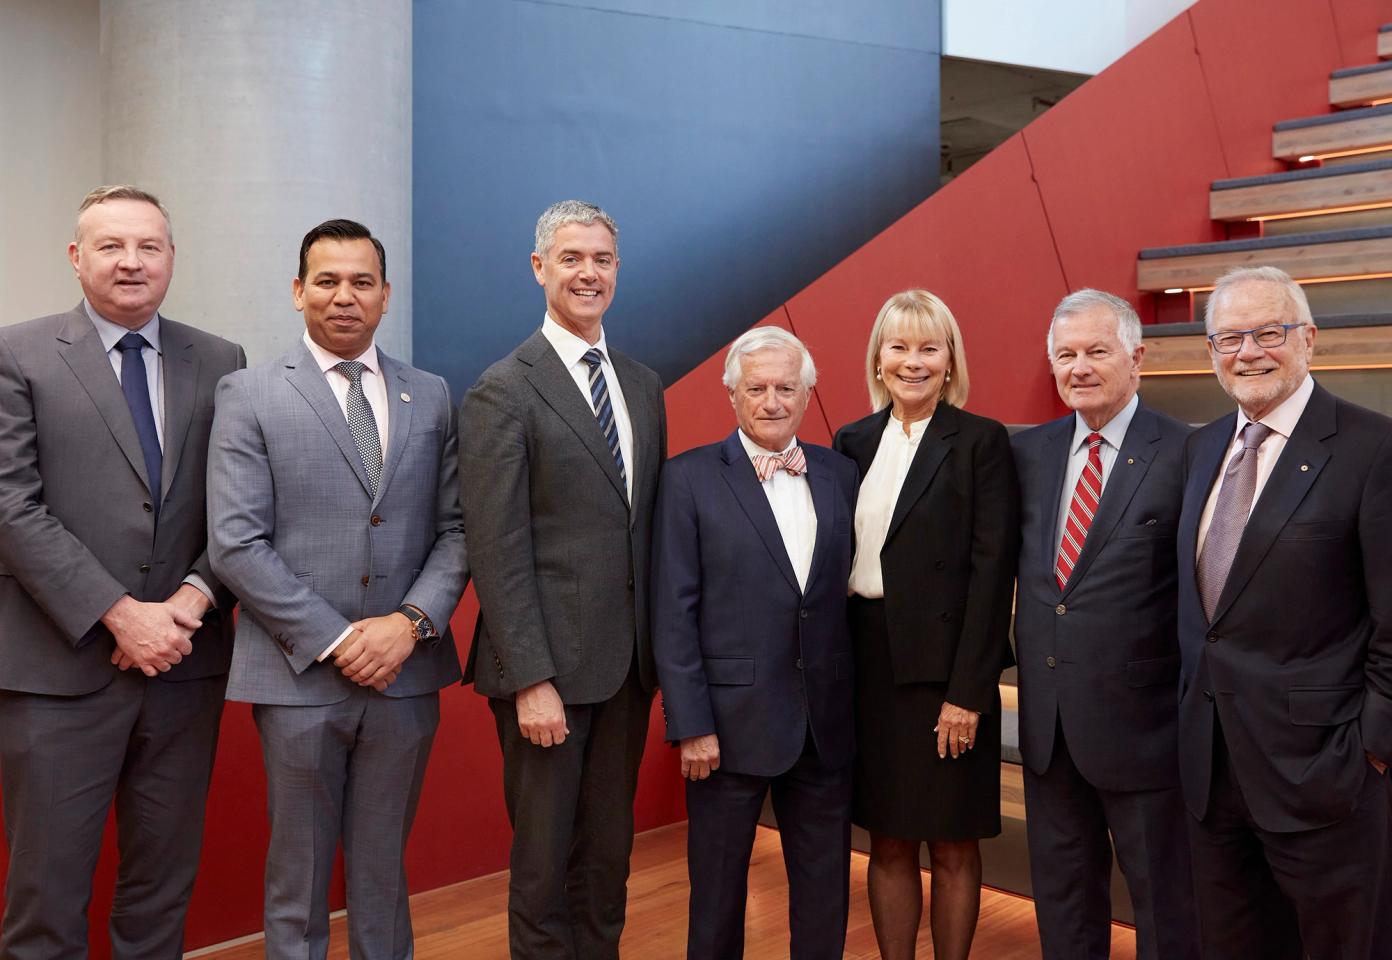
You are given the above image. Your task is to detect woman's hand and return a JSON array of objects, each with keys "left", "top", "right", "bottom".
[{"left": 934, "top": 701, "right": 980, "bottom": 759}]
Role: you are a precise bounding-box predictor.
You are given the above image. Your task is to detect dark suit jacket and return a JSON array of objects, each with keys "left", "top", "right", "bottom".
[
  {"left": 0, "top": 305, "right": 245, "bottom": 695},
  {"left": 459, "top": 329, "right": 667, "bottom": 704},
  {"left": 834, "top": 403, "right": 1018, "bottom": 714},
  {"left": 1012, "top": 403, "right": 1191, "bottom": 792},
  {"left": 1177, "top": 381, "right": 1392, "bottom": 832},
  {"left": 651, "top": 432, "right": 857, "bottom": 777}
]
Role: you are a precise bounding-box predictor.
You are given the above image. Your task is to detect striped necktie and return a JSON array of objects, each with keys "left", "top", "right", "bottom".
[
  {"left": 1056, "top": 432, "right": 1104, "bottom": 590},
  {"left": 581, "top": 348, "right": 627, "bottom": 489}
]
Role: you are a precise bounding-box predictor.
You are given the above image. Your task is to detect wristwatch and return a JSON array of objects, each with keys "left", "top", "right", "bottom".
[{"left": 397, "top": 604, "right": 436, "bottom": 642}]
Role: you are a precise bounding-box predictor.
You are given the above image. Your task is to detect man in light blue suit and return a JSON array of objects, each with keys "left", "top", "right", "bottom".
[{"left": 208, "top": 219, "right": 467, "bottom": 960}]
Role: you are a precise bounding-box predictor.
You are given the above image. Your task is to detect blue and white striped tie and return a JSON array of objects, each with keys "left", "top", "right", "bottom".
[{"left": 581, "top": 348, "right": 627, "bottom": 489}]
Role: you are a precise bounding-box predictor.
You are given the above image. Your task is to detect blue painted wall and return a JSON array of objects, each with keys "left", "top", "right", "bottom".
[{"left": 414, "top": 0, "right": 941, "bottom": 394}]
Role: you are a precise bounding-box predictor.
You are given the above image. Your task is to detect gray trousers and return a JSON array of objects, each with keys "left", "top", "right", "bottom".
[
  {"left": 0, "top": 669, "right": 226, "bottom": 960},
  {"left": 253, "top": 688, "right": 439, "bottom": 960}
]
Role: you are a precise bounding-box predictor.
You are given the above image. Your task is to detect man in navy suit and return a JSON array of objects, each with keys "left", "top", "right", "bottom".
[
  {"left": 1011, "top": 290, "right": 1198, "bottom": 960},
  {"left": 651, "top": 327, "right": 858, "bottom": 960},
  {"left": 1178, "top": 266, "right": 1392, "bottom": 960}
]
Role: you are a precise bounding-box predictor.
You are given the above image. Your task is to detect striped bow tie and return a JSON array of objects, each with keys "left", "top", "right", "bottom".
[{"left": 752, "top": 446, "right": 807, "bottom": 482}]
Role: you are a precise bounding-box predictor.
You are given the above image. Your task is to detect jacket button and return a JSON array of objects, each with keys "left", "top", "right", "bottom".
[
  {"left": 799, "top": 609, "right": 809, "bottom": 619},
  {"left": 370, "top": 515, "right": 383, "bottom": 526},
  {"left": 142, "top": 501, "right": 153, "bottom": 513},
  {"left": 934, "top": 560, "right": 945, "bottom": 570},
  {"left": 1206, "top": 633, "right": 1219, "bottom": 643},
  {"left": 1055, "top": 604, "right": 1066, "bottom": 615},
  {"left": 627, "top": 577, "right": 635, "bottom": 590},
  {"left": 1203, "top": 690, "right": 1214, "bottom": 701},
  {"left": 940, "top": 611, "right": 951, "bottom": 621},
  {"left": 1046, "top": 656, "right": 1057, "bottom": 668},
  {"left": 795, "top": 658, "right": 804, "bottom": 670},
  {"left": 361, "top": 575, "right": 370, "bottom": 586},
  {"left": 138, "top": 562, "right": 151, "bottom": 573}
]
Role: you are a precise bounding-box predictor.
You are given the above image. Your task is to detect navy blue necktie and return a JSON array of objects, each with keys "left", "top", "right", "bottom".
[
  {"left": 116, "top": 333, "right": 162, "bottom": 517},
  {"left": 581, "top": 348, "right": 627, "bottom": 491}
]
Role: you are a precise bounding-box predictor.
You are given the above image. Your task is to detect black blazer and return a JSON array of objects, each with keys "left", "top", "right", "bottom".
[
  {"left": 1177, "top": 382, "right": 1392, "bottom": 832},
  {"left": 834, "top": 403, "right": 1019, "bottom": 713},
  {"left": 1012, "top": 403, "right": 1191, "bottom": 792}
]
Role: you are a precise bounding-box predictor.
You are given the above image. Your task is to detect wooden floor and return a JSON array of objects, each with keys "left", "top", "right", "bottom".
[{"left": 199, "top": 820, "right": 1136, "bottom": 959}]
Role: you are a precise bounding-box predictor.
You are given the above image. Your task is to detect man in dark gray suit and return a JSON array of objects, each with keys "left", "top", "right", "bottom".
[
  {"left": 459, "top": 200, "right": 667, "bottom": 959},
  {"left": 1011, "top": 290, "right": 1198, "bottom": 960},
  {"left": 0, "top": 185, "right": 245, "bottom": 959},
  {"left": 207, "top": 219, "right": 467, "bottom": 960}
]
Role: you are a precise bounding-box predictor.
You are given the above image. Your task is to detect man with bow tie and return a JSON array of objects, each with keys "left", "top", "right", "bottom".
[{"left": 651, "top": 327, "right": 859, "bottom": 959}]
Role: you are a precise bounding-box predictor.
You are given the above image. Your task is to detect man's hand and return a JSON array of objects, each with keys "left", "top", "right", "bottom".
[
  {"left": 103, "top": 594, "right": 200, "bottom": 676},
  {"left": 934, "top": 701, "right": 981, "bottom": 760},
  {"left": 334, "top": 613, "right": 416, "bottom": 690},
  {"left": 1370, "top": 751, "right": 1388, "bottom": 775},
  {"left": 516, "top": 680, "right": 568, "bottom": 747},
  {"left": 680, "top": 734, "right": 721, "bottom": 781}
]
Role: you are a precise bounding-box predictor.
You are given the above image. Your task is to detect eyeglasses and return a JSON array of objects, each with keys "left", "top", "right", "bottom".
[{"left": 1207, "top": 322, "right": 1305, "bottom": 354}]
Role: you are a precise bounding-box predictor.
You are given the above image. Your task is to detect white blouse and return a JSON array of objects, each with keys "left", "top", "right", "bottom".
[{"left": 849, "top": 413, "right": 930, "bottom": 598}]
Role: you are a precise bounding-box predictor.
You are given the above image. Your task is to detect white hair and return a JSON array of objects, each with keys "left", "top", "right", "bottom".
[
  {"left": 1204, "top": 265, "right": 1313, "bottom": 332},
  {"left": 1047, "top": 288, "right": 1142, "bottom": 357},
  {"left": 722, "top": 327, "right": 817, "bottom": 390},
  {"left": 534, "top": 199, "right": 618, "bottom": 258}
]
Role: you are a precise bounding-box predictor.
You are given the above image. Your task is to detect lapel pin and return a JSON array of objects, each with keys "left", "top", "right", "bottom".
[
  {"left": 1127, "top": 458, "right": 1135, "bottom": 465},
  {"left": 400, "top": 392, "right": 411, "bottom": 403},
  {"left": 1300, "top": 463, "right": 1309, "bottom": 472}
]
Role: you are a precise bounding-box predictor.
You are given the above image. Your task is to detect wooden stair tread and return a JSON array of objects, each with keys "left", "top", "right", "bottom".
[
  {"left": 1137, "top": 225, "right": 1392, "bottom": 291},
  {"left": 1273, "top": 103, "right": 1392, "bottom": 160},
  {"left": 1209, "top": 159, "right": 1392, "bottom": 220}
]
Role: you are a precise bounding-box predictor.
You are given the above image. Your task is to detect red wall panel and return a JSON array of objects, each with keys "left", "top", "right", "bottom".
[{"left": 1330, "top": 0, "right": 1386, "bottom": 65}]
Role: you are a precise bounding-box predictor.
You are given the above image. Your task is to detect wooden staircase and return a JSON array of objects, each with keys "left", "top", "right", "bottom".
[{"left": 1137, "top": 23, "right": 1392, "bottom": 374}]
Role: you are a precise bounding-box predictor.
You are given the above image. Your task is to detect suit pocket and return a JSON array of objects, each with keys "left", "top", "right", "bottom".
[
  {"left": 703, "top": 656, "right": 754, "bottom": 686},
  {"left": 1126, "top": 654, "right": 1179, "bottom": 688},
  {"left": 1289, "top": 685, "right": 1363, "bottom": 726},
  {"left": 1115, "top": 519, "right": 1177, "bottom": 539},
  {"left": 1278, "top": 520, "right": 1342, "bottom": 541}
]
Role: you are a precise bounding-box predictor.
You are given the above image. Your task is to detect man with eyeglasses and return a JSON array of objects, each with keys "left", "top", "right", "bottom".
[{"left": 1176, "top": 265, "right": 1392, "bottom": 960}]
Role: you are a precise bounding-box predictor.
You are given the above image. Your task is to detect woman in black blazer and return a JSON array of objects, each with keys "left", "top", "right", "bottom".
[{"left": 833, "top": 290, "right": 1019, "bottom": 960}]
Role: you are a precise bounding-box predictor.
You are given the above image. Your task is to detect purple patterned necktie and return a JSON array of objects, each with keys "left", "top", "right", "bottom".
[{"left": 1197, "top": 422, "right": 1272, "bottom": 622}]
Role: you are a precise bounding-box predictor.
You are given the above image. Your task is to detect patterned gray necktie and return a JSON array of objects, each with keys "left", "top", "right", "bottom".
[
  {"left": 335, "top": 360, "right": 382, "bottom": 493},
  {"left": 581, "top": 347, "right": 627, "bottom": 488},
  {"left": 1197, "top": 422, "right": 1272, "bottom": 622}
]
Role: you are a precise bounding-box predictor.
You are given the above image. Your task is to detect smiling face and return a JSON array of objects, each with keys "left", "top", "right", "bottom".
[
  {"left": 68, "top": 198, "right": 174, "bottom": 330},
  {"left": 1207, "top": 281, "right": 1315, "bottom": 422},
  {"left": 293, "top": 237, "right": 391, "bottom": 360},
  {"left": 878, "top": 319, "right": 950, "bottom": 422},
  {"left": 531, "top": 221, "right": 618, "bottom": 343},
  {"left": 1050, "top": 304, "right": 1144, "bottom": 430},
  {"left": 729, "top": 346, "right": 809, "bottom": 453}
]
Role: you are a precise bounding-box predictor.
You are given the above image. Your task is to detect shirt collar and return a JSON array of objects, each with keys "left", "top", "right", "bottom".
[
  {"left": 1235, "top": 373, "right": 1314, "bottom": 442},
  {"left": 302, "top": 330, "right": 380, "bottom": 376},
  {"left": 85, "top": 299, "right": 161, "bottom": 355},
  {"left": 541, "top": 312, "right": 609, "bottom": 370},
  {"left": 738, "top": 429, "right": 800, "bottom": 460},
  {"left": 1071, "top": 392, "right": 1139, "bottom": 453},
  {"left": 886, "top": 412, "right": 931, "bottom": 441}
]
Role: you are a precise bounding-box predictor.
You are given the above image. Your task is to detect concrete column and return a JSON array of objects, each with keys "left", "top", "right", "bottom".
[{"left": 100, "top": 0, "right": 412, "bottom": 362}]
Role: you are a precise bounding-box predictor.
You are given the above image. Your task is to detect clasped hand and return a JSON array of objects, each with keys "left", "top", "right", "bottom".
[
  {"left": 333, "top": 612, "right": 416, "bottom": 692},
  {"left": 105, "top": 585, "right": 208, "bottom": 675},
  {"left": 934, "top": 700, "right": 981, "bottom": 760}
]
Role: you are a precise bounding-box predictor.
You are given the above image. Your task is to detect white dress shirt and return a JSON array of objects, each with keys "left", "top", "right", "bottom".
[
  {"left": 541, "top": 313, "right": 635, "bottom": 503},
  {"left": 86, "top": 301, "right": 214, "bottom": 605},
  {"left": 849, "top": 413, "right": 929, "bottom": 599},
  {"left": 1196, "top": 374, "right": 1315, "bottom": 555},
  {"left": 739, "top": 431, "right": 817, "bottom": 592},
  {"left": 1054, "top": 393, "right": 1139, "bottom": 558},
  {"left": 304, "top": 331, "right": 390, "bottom": 661}
]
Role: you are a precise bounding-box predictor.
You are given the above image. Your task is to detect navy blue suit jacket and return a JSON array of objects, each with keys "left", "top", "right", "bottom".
[
  {"left": 1177, "top": 382, "right": 1392, "bottom": 832},
  {"left": 1012, "top": 403, "right": 1190, "bottom": 792},
  {"left": 650, "top": 431, "right": 858, "bottom": 778}
]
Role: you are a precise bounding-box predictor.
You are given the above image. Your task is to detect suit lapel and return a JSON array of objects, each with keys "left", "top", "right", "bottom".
[
  {"left": 54, "top": 307, "right": 153, "bottom": 494},
  {"left": 158, "top": 317, "right": 200, "bottom": 503},
  {"left": 1211, "top": 388, "right": 1334, "bottom": 624},
  {"left": 284, "top": 343, "right": 375, "bottom": 497},
  {"left": 719, "top": 432, "right": 800, "bottom": 594},
  {"left": 1180, "top": 412, "right": 1238, "bottom": 608},
  {"left": 611, "top": 351, "right": 651, "bottom": 505},
  {"left": 803, "top": 446, "right": 835, "bottom": 589},
  {"left": 1037, "top": 415, "right": 1074, "bottom": 592},
  {"left": 885, "top": 404, "right": 957, "bottom": 544},
  {"left": 1061, "top": 407, "right": 1161, "bottom": 597},
  {"left": 519, "top": 332, "right": 627, "bottom": 505},
  {"left": 374, "top": 352, "right": 414, "bottom": 504}
]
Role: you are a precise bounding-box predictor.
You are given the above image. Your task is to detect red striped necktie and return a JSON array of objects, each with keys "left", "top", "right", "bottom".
[
  {"left": 752, "top": 445, "right": 807, "bottom": 482},
  {"left": 1055, "top": 432, "right": 1104, "bottom": 590}
]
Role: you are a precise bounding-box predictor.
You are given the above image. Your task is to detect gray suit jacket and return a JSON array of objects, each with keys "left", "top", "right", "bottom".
[
  {"left": 208, "top": 340, "right": 467, "bottom": 706},
  {"left": 459, "top": 329, "right": 666, "bottom": 704},
  {"left": 0, "top": 305, "right": 244, "bottom": 696}
]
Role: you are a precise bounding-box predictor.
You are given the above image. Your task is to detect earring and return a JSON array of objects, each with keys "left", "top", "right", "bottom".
[
  {"left": 945, "top": 370, "right": 952, "bottom": 382},
  {"left": 875, "top": 369, "right": 882, "bottom": 380}
]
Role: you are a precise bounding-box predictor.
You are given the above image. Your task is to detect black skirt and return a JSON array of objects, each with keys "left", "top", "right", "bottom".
[{"left": 849, "top": 595, "right": 1002, "bottom": 842}]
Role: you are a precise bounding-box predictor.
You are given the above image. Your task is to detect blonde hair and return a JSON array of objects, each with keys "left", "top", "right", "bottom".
[{"left": 864, "top": 289, "right": 969, "bottom": 411}]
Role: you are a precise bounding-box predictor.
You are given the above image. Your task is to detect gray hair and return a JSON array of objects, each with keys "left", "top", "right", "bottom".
[
  {"left": 722, "top": 327, "right": 817, "bottom": 390},
  {"left": 1204, "top": 265, "right": 1313, "bottom": 332},
  {"left": 1047, "top": 288, "right": 1142, "bottom": 357},
  {"left": 534, "top": 200, "right": 618, "bottom": 258},
  {"left": 75, "top": 185, "right": 173, "bottom": 244}
]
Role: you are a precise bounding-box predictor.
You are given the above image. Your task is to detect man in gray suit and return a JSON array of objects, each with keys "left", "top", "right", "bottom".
[
  {"left": 459, "top": 200, "right": 667, "bottom": 959},
  {"left": 0, "top": 185, "right": 245, "bottom": 958},
  {"left": 207, "top": 219, "right": 467, "bottom": 960}
]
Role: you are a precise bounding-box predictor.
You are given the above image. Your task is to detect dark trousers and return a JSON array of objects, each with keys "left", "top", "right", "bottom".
[
  {"left": 1187, "top": 725, "right": 1392, "bottom": 960},
  {"left": 0, "top": 670, "right": 225, "bottom": 960},
  {"left": 254, "top": 689, "right": 440, "bottom": 960},
  {"left": 1023, "top": 718, "right": 1199, "bottom": 960},
  {"left": 490, "top": 667, "right": 652, "bottom": 960},
  {"left": 684, "top": 730, "right": 852, "bottom": 960}
]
